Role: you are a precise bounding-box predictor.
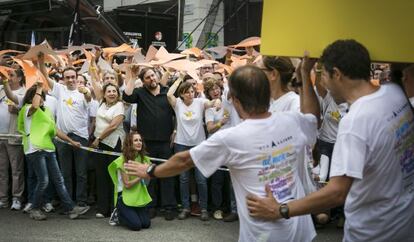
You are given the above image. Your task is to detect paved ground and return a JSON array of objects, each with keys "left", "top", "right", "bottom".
[{"left": 0, "top": 208, "right": 343, "bottom": 242}]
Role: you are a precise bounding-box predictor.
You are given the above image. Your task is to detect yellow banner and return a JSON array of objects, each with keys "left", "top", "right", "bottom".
[{"left": 261, "top": 0, "right": 414, "bottom": 63}]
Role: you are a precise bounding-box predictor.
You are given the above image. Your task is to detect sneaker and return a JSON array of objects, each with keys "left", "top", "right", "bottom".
[
  {"left": 95, "top": 212, "right": 105, "bottom": 218},
  {"left": 200, "top": 209, "right": 209, "bottom": 221},
  {"left": 30, "top": 209, "right": 47, "bottom": 221},
  {"left": 109, "top": 208, "right": 119, "bottom": 226},
  {"left": 68, "top": 205, "right": 90, "bottom": 219},
  {"left": 213, "top": 210, "right": 223, "bottom": 220},
  {"left": 177, "top": 209, "right": 190, "bottom": 220},
  {"left": 223, "top": 212, "right": 238, "bottom": 222},
  {"left": 11, "top": 199, "right": 21, "bottom": 210},
  {"left": 149, "top": 208, "right": 157, "bottom": 219},
  {"left": 190, "top": 202, "right": 201, "bottom": 216},
  {"left": 42, "top": 203, "right": 55, "bottom": 213},
  {"left": 164, "top": 210, "right": 175, "bottom": 221},
  {"left": 23, "top": 203, "right": 33, "bottom": 213},
  {"left": 0, "top": 201, "right": 8, "bottom": 209}
]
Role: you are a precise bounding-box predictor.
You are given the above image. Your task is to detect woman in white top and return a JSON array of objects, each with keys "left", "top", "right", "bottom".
[
  {"left": 167, "top": 76, "right": 220, "bottom": 221},
  {"left": 256, "top": 56, "right": 300, "bottom": 113},
  {"left": 91, "top": 82, "right": 125, "bottom": 218}
]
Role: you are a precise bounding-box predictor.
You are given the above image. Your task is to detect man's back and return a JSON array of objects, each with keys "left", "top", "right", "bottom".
[
  {"left": 330, "top": 83, "right": 414, "bottom": 242},
  {"left": 191, "top": 112, "right": 318, "bottom": 242}
]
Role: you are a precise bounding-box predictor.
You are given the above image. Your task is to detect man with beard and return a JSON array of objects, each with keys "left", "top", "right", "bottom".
[{"left": 123, "top": 67, "right": 176, "bottom": 220}]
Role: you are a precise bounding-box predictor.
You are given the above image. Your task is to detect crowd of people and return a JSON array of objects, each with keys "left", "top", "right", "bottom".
[{"left": 0, "top": 37, "right": 413, "bottom": 241}]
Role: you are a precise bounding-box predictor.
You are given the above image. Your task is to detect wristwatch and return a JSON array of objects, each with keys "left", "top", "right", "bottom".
[
  {"left": 146, "top": 163, "right": 157, "bottom": 178},
  {"left": 279, "top": 203, "right": 290, "bottom": 219}
]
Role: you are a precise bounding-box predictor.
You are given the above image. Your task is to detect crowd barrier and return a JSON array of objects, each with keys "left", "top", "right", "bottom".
[{"left": 0, "top": 133, "right": 230, "bottom": 172}]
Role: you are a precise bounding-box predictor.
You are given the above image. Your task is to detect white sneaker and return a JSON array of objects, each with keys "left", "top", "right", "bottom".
[
  {"left": 42, "top": 203, "right": 55, "bottom": 213},
  {"left": 23, "top": 203, "right": 33, "bottom": 213},
  {"left": 0, "top": 201, "right": 8, "bottom": 208},
  {"left": 11, "top": 199, "right": 21, "bottom": 210}
]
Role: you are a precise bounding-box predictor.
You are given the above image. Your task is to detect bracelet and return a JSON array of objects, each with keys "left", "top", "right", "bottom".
[{"left": 315, "top": 69, "right": 322, "bottom": 73}]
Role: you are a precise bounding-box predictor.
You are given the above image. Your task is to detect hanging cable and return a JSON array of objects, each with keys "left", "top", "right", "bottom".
[{"left": 201, "top": 0, "right": 248, "bottom": 50}]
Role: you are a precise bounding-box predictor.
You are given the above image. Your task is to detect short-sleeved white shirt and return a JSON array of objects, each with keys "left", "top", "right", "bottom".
[
  {"left": 330, "top": 84, "right": 414, "bottom": 242},
  {"left": 269, "top": 91, "right": 300, "bottom": 113},
  {"left": 50, "top": 82, "right": 89, "bottom": 139},
  {"left": 190, "top": 112, "right": 317, "bottom": 242},
  {"left": 94, "top": 101, "right": 125, "bottom": 148},
  {"left": 318, "top": 92, "right": 348, "bottom": 143},
  {"left": 44, "top": 95, "right": 58, "bottom": 120},
  {"left": 174, "top": 98, "right": 206, "bottom": 146}
]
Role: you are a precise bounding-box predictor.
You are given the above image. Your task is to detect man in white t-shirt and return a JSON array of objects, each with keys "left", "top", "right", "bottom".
[
  {"left": 247, "top": 40, "right": 414, "bottom": 242},
  {"left": 124, "top": 65, "right": 321, "bottom": 242},
  {"left": 402, "top": 64, "right": 414, "bottom": 107},
  {"left": 39, "top": 54, "right": 92, "bottom": 207}
]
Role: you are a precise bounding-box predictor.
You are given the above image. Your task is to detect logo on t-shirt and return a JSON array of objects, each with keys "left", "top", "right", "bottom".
[
  {"left": 63, "top": 97, "right": 78, "bottom": 108},
  {"left": 329, "top": 110, "right": 342, "bottom": 122},
  {"left": 183, "top": 111, "right": 194, "bottom": 120},
  {"left": 257, "top": 144, "right": 296, "bottom": 202}
]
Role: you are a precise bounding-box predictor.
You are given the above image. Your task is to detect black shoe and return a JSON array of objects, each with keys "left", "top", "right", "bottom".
[
  {"left": 164, "top": 210, "right": 175, "bottom": 221},
  {"left": 223, "top": 212, "right": 238, "bottom": 222},
  {"left": 149, "top": 208, "right": 157, "bottom": 219}
]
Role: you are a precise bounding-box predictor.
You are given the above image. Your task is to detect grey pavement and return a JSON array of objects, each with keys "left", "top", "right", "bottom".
[{"left": 0, "top": 208, "right": 343, "bottom": 242}]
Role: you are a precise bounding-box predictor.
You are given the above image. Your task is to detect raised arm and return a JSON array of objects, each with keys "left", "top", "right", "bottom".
[
  {"left": 89, "top": 58, "right": 103, "bottom": 101},
  {"left": 314, "top": 63, "right": 327, "bottom": 98},
  {"left": 297, "top": 52, "right": 321, "bottom": 126},
  {"left": 37, "top": 52, "right": 55, "bottom": 90},
  {"left": 124, "top": 64, "right": 139, "bottom": 97},
  {"left": 167, "top": 74, "right": 183, "bottom": 108},
  {"left": 1, "top": 74, "right": 18, "bottom": 104}
]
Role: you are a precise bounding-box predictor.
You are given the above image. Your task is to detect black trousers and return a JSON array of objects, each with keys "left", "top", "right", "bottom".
[
  {"left": 95, "top": 140, "right": 121, "bottom": 216},
  {"left": 145, "top": 140, "right": 176, "bottom": 210}
]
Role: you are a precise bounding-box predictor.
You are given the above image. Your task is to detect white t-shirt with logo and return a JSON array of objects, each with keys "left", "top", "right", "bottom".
[
  {"left": 269, "top": 91, "right": 300, "bottom": 113},
  {"left": 50, "top": 82, "right": 90, "bottom": 139},
  {"left": 330, "top": 83, "right": 414, "bottom": 242},
  {"left": 318, "top": 92, "right": 348, "bottom": 143},
  {"left": 190, "top": 112, "right": 317, "bottom": 242},
  {"left": 268, "top": 92, "right": 316, "bottom": 195},
  {"left": 174, "top": 98, "right": 206, "bottom": 146}
]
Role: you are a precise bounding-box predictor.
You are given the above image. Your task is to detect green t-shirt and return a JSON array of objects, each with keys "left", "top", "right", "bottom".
[
  {"left": 17, "top": 104, "right": 56, "bottom": 153},
  {"left": 108, "top": 155, "right": 152, "bottom": 207}
]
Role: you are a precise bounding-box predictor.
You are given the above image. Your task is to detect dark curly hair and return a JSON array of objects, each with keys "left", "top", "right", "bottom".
[{"left": 320, "top": 39, "right": 371, "bottom": 81}]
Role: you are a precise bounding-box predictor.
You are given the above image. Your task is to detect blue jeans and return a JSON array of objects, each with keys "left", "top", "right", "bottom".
[
  {"left": 117, "top": 194, "right": 151, "bottom": 231},
  {"left": 26, "top": 158, "right": 54, "bottom": 204},
  {"left": 26, "top": 150, "right": 74, "bottom": 211},
  {"left": 175, "top": 143, "right": 208, "bottom": 210}
]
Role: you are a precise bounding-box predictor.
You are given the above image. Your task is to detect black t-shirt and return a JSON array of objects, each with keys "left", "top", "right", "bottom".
[{"left": 123, "top": 85, "right": 174, "bottom": 142}]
